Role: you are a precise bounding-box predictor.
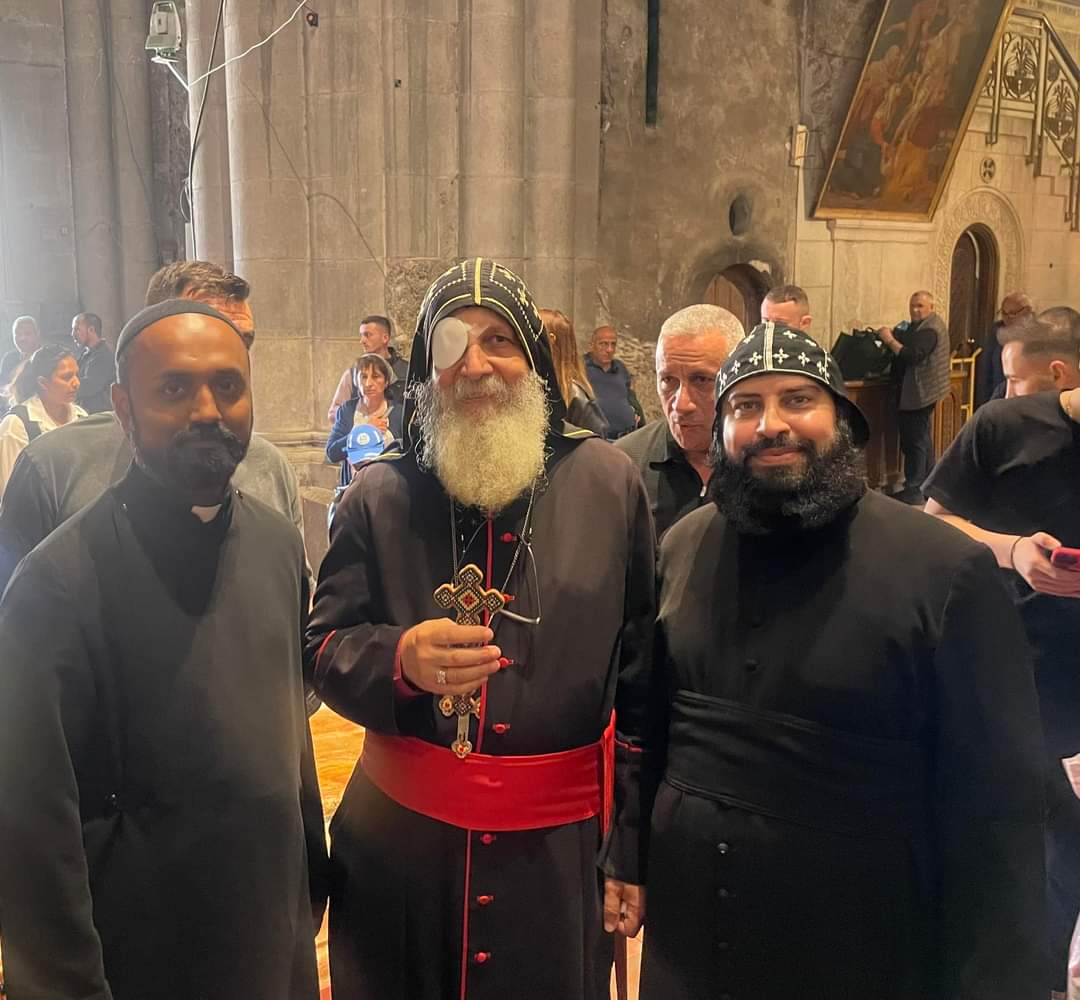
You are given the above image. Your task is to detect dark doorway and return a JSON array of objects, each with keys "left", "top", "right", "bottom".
[
  {"left": 948, "top": 224, "right": 999, "bottom": 352},
  {"left": 705, "top": 264, "right": 769, "bottom": 332}
]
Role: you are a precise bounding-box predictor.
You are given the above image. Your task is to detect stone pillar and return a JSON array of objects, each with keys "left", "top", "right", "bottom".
[
  {"left": 185, "top": 0, "right": 233, "bottom": 267},
  {"left": 382, "top": 0, "right": 462, "bottom": 339},
  {"left": 570, "top": 1, "right": 603, "bottom": 333},
  {"left": 63, "top": 0, "right": 122, "bottom": 342},
  {"left": 306, "top": 0, "right": 388, "bottom": 430},
  {"left": 224, "top": 0, "right": 314, "bottom": 438},
  {"left": 523, "top": 0, "right": 576, "bottom": 313},
  {"left": 461, "top": 0, "right": 525, "bottom": 270},
  {"left": 107, "top": 0, "right": 161, "bottom": 319}
]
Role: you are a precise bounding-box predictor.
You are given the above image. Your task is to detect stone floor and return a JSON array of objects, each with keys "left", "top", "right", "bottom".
[{"left": 308, "top": 705, "right": 643, "bottom": 999}]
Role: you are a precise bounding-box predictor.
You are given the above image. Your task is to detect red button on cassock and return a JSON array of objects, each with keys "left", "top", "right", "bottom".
[
  {"left": 476, "top": 894, "right": 494, "bottom": 906},
  {"left": 500, "top": 532, "right": 516, "bottom": 543},
  {"left": 474, "top": 951, "right": 491, "bottom": 964},
  {"left": 492, "top": 723, "right": 511, "bottom": 734},
  {"left": 480, "top": 833, "right": 496, "bottom": 845}
]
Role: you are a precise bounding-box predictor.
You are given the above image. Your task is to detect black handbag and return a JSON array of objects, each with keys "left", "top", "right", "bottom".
[{"left": 832, "top": 328, "right": 893, "bottom": 381}]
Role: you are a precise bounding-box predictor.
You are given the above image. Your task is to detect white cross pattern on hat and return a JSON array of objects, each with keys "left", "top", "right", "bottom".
[
  {"left": 774, "top": 349, "right": 789, "bottom": 364},
  {"left": 782, "top": 330, "right": 798, "bottom": 340},
  {"left": 798, "top": 352, "right": 810, "bottom": 366},
  {"left": 731, "top": 359, "right": 742, "bottom": 373},
  {"left": 749, "top": 351, "right": 762, "bottom": 365},
  {"left": 816, "top": 359, "right": 829, "bottom": 375}
]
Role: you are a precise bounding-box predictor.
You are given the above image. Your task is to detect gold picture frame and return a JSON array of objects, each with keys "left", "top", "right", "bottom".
[{"left": 815, "top": 0, "right": 1014, "bottom": 221}]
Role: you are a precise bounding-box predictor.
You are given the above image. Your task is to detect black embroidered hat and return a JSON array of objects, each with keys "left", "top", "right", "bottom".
[
  {"left": 400, "top": 257, "right": 574, "bottom": 451},
  {"left": 716, "top": 321, "right": 870, "bottom": 445}
]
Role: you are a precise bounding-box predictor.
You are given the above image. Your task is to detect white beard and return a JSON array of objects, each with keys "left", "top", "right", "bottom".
[{"left": 415, "top": 370, "right": 549, "bottom": 513}]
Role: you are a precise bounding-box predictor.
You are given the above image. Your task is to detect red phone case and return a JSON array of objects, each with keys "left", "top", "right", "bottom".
[{"left": 1051, "top": 546, "right": 1080, "bottom": 570}]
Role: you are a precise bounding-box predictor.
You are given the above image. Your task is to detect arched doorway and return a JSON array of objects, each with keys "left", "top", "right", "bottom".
[
  {"left": 705, "top": 264, "right": 769, "bottom": 332},
  {"left": 947, "top": 223, "right": 999, "bottom": 353}
]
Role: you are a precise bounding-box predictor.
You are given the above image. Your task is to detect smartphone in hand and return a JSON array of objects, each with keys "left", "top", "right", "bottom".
[{"left": 1050, "top": 546, "right": 1080, "bottom": 571}]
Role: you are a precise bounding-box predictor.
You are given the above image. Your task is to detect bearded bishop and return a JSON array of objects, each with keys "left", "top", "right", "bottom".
[{"left": 305, "top": 258, "right": 656, "bottom": 1000}]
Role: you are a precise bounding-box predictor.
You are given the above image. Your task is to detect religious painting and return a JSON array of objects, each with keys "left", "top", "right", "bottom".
[{"left": 815, "top": 0, "right": 1013, "bottom": 221}]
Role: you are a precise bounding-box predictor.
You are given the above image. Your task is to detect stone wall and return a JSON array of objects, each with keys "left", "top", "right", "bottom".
[
  {"left": 595, "top": 0, "right": 803, "bottom": 412},
  {"left": 0, "top": 0, "right": 79, "bottom": 341}
]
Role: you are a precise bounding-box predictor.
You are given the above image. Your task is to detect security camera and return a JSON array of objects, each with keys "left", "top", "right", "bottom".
[{"left": 145, "top": 1, "right": 182, "bottom": 61}]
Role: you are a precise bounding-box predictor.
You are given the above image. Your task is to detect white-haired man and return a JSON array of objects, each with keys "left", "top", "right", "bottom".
[
  {"left": 616, "top": 304, "right": 744, "bottom": 537},
  {"left": 305, "top": 258, "right": 655, "bottom": 1000}
]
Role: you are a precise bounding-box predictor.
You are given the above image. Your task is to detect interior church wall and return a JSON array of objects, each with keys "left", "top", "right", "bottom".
[
  {"left": 793, "top": 0, "right": 1080, "bottom": 344},
  {"left": 0, "top": 0, "right": 79, "bottom": 342},
  {"left": 595, "top": 0, "right": 802, "bottom": 387}
]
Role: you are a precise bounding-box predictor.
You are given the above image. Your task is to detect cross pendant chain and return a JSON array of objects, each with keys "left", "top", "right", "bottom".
[{"left": 432, "top": 563, "right": 506, "bottom": 759}]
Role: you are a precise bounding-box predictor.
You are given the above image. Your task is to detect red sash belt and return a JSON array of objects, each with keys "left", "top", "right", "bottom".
[{"left": 361, "top": 713, "right": 616, "bottom": 833}]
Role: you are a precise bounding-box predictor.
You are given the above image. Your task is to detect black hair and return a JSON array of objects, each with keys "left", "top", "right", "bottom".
[
  {"left": 13, "top": 344, "right": 76, "bottom": 403},
  {"left": 360, "top": 315, "right": 393, "bottom": 337}
]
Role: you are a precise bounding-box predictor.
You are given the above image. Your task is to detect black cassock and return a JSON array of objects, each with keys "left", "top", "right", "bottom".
[
  {"left": 306, "top": 435, "right": 655, "bottom": 1000},
  {"left": 0, "top": 465, "right": 324, "bottom": 1000},
  {"left": 606, "top": 490, "right": 1047, "bottom": 1000}
]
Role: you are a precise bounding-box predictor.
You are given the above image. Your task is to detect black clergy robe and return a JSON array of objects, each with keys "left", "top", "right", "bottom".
[
  {"left": 306, "top": 435, "right": 655, "bottom": 1000},
  {"left": 0, "top": 464, "right": 324, "bottom": 1000},
  {"left": 607, "top": 490, "right": 1047, "bottom": 1000}
]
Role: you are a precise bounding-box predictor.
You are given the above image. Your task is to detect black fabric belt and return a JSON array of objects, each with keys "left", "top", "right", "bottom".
[{"left": 664, "top": 690, "right": 927, "bottom": 838}]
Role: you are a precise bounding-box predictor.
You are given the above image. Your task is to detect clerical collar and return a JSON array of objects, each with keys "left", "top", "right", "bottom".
[{"left": 119, "top": 460, "right": 234, "bottom": 534}]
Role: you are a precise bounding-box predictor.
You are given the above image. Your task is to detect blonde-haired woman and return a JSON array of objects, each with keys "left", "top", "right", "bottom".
[{"left": 539, "top": 308, "right": 608, "bottom": 437}]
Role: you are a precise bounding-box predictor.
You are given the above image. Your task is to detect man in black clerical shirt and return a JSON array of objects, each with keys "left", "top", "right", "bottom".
[
  {"left": 0, "top": 300, "right": 325, "bottom": 1000},
  {"left": 71, "top": 311, "right": 115, "bottom": 413},
  {"left": 925, "top": 320, "right": 1080, "bottom": 996},
  {"left": 616, "top": 304, "right": 743, "bottom": 537},
  {"left": 605, "top": 322, "right": 1046, "bottom": 1000}
]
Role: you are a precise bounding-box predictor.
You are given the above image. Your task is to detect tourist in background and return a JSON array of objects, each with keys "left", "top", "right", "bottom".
[{"left": 539, "top": 307, "right": 608, "bottom": 437}]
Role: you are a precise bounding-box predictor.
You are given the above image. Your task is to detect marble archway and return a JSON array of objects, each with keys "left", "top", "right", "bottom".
[{"left": 933, "top": 187, "right": 1024, "bottom": 323}]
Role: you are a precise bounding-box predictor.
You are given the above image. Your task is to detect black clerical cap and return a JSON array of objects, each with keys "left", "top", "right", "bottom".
[
  {"left": 716, "top": 321, "right": 870, "bottom": 445},
  {"left": 116, "top": 298, "right": 243, "bottom": 358}
]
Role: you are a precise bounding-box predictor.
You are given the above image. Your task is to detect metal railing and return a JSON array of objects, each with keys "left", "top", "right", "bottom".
[{"left": 981, "top": 7, "right": 1080, "bottom": 228}]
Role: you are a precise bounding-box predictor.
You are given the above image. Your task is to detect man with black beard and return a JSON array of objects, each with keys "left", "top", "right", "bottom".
[
  {"left": 0, "top": 300, "right": 324, "bottom": 1000},
  {"left": 604, "top": 322, "right": 1048, "bottom": 1000},
  {"left": 306, "top": 258, "right": 655, "bottom": 1000}
]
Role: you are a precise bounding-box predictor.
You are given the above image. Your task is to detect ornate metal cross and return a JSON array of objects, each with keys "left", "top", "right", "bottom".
[{"left": 433, "top": 563, "right": 506, "bottom": 758}]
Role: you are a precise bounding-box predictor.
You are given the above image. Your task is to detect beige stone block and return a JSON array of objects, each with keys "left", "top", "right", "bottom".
[
  {"left": 525, "top": 0, "right": 576, "bottom": 99},
  {"left": 392, "top": 90, "right": 459, "bottom": 177},
  {"left": 472, "top": 0, "right": 524, "bottom": 19},
  {"left": 227, "top": 100, "right": 308, "bottom": 184},
  {"left": 468, "top": 12, "right": 524, "bottom": 95},
  {"left": 395, "top": 15, "right": 458, "bottom": 96},
  {"left": 464, "top": 90, "right": 525, "bottom": 177},
  {"left": 1034, "top": 193, "right": 1068, "bottom": 231},
  {"left": 0, "top": 20, "right": 65, "bottom": 66},
  {"left": 224, "top": 10, "right": 305, "bottom": 98},
  {"left": 237, "top": 259, "right": 311, "bottom": 337},
  {"left": 524, "top": 178, "right": 574, "bottom": 256},
  {"left": 462, "top": 176, "right": 525, "bottom": 258},
  {"left": 525, "top": 97, "right": 577, "bottom": 179},
  {"left": 794, "top": 239, "right": 833, "bottom": 290},
  {"left": 830, "top": 241, "right": 883, "bottom": 331},
  {"left": 251, "top": 337, "right": 314, "bottom": 434},
  {"left": 231, "top": 178, "right": 310, "bottom": 262},
  {"left": 525, "top": 256, "right": 574, "bottom": 314},
  {"left": 311, "top": 259, "right": 387, "bottom": 338},
  {"left": 307, "top": 92, "right": 360, "bottom": 182},
  {"left": 306, "top": 16, "right": 381, "bottom": 97},
  {"left": 571, "top": 256, "right": 598, "bottom": 333},
  {"left": 310, "top": 176, "right": 385, "bottom": 262}
]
